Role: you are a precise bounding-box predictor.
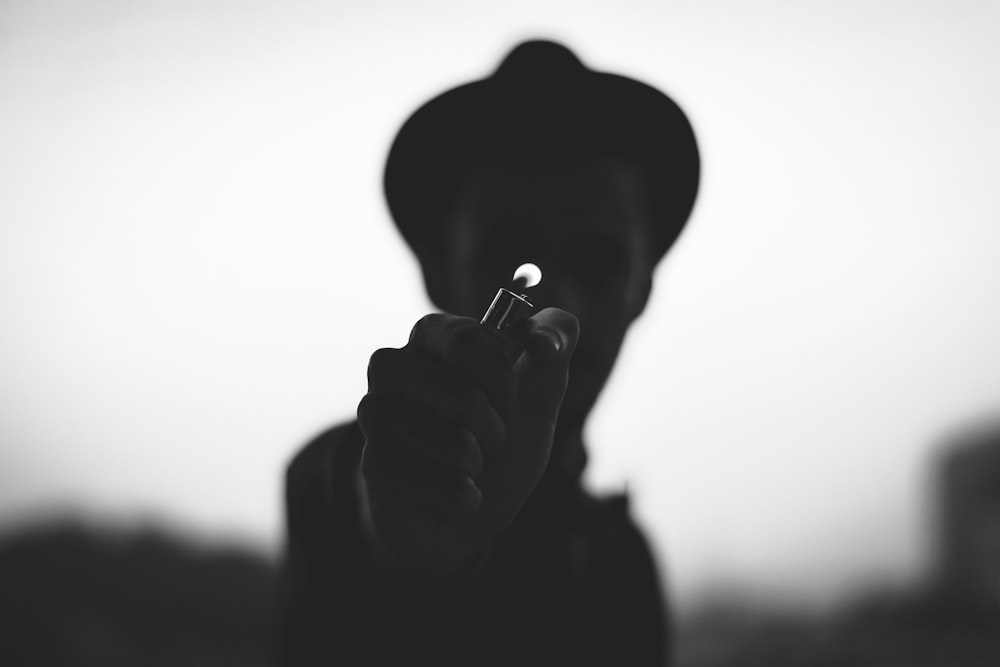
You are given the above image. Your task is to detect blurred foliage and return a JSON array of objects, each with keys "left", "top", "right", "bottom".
[
  {"left": 675, "top": 589, "right": 1000, "bottom": 667},
  {"left": 1, "top": 519, "right": 998, "bottom": 666},
  {"left": 0, "top": 521, "right": 279, "bottom": 666}
]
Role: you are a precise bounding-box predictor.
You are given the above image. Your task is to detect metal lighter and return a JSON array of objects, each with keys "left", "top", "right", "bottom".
[
  {"left": 480, "top": 262, "right": 542, "bottom": 335},
  {"left": 481, "top": 288, "right": 534, "bottom": 335}
]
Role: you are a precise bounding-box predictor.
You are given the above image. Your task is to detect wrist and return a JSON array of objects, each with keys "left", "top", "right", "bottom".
[
  {"left": 352, "top": 460, "right": 493, "bottom": 579},
  {"left": 353, "top": 460, "right": 405, "bottom": 574}
]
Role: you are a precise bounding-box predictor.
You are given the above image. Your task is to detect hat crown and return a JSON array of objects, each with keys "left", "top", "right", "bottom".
[
  {"left": 493, "top": 40, "right": 585, "bottom": 81},
  {"left": 488, "top": 40, "right": 592, "bottom": 141},
  {"left": 384, "top": 39, "right": 701, "bottom": 273}
]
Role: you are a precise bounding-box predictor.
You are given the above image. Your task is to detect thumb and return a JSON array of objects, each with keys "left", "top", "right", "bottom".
[{"left": 514, "top": 307, "right": 580, "bottom": 419}]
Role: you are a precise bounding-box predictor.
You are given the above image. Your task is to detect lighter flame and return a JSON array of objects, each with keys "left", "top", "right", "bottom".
[{"left": 512, "top": 262, "right": 542, "bottom": 289}]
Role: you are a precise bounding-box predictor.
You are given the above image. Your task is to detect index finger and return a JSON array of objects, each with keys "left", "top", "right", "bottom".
[{"left": 406, "top": 313, "right": 519, "bottom": 418}]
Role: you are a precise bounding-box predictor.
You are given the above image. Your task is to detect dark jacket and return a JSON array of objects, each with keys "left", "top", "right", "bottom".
[{"left": 280, "top": 422, "right": 668, "bottom": 666}]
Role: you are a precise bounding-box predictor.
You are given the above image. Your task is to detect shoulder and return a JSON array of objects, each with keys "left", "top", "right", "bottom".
[
  {"left": 586, "top": 491, "right": 669, "bottom": 661},
  {"left": 286, "top": 421, "right": 360, "bottom": 479},
  {"left": 583, "top": 490, "right": 661, "bottom": 577},
  {"left": 584, "top": 490, "right": 639, "bottom": 535},
  {"left": 285, "top": 421, "right": 364, "bottom": 515}
]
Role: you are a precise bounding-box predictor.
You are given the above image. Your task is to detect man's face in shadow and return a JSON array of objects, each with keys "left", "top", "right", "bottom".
[{"left": 435, "top": 157, "right": 656, "bottom": 438}]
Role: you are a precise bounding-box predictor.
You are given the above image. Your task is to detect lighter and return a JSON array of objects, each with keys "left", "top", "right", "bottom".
[{"left": 480, "top": 263, "right": 542, "bottom": 335}]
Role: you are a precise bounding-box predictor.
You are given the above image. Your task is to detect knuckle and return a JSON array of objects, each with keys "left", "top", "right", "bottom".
[
  {"left": 465, "top": 391, "right": 493, "bottom": 425},
  {"left": 473, "top": 385, "right": 505, "bottom": 426},
  {"left": 450, "top": 321, "right": 482, "bottom": 348},
  {"left": 494, "top": 373, "right": 517, "bottom": 414},
  {"left": 358, "top": 392, "right": 395, "bottom": 432},
  {"left": 368, "top": 348, "right": 408, "bottom": 390},
  {"left": 447, "top": 323, "right": 495, "bottom": 365},
  {"left": 409, "top": 313, "right": 443, "bottom": 343},
  {"left": 367, "top": 347, "right": 397, "bottom": 377},
  {"left": 359, "top": 446, "right": 379, "bottom": 479},
  {"left": 356, "top": 393, "right": 376, "bottom": 426},
  {"left": 438, "top": 385, "right": 483, "bottom": 428},
  {"left": 456, "top": 430, "right": 484, "bottom": 478},
  {"left": 410, "top": 313, "right": 481, "bottom": 352}
]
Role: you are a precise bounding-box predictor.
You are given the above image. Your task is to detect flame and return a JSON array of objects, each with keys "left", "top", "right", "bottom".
[{"left": 512, "top": 262, "right": 542, "bottom": 289}]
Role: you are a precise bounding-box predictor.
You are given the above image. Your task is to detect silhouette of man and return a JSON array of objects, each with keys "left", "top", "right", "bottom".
[{"left": 280, "top": 40, "right": 699, "bottom": 666}]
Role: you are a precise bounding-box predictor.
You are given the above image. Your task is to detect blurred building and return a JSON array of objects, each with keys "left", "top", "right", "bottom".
[{"left": 933, "top": 417, "right": 1000, "bottom": 614}]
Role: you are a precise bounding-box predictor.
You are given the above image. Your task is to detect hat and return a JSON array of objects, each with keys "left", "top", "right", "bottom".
[{"left": 383, "top": 39, "right": 700, "bottom": 264}]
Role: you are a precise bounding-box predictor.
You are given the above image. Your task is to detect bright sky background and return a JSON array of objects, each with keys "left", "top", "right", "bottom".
[{"left": 2, "top": 0, "right": 999, "bottom": 613}]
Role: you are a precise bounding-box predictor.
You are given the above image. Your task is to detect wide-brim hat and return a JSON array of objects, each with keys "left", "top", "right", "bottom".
[{"left": 384, "top": 39, "right": 700, "bottom": 265}]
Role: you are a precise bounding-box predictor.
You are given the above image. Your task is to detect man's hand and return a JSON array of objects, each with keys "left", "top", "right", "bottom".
[{"left": 356, "top": 307, "right": 579, "bottom": 577}]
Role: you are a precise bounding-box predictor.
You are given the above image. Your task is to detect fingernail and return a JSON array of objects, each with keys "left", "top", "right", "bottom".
[{"left": 535, "top": 326, "right": 563, "bottom": 354}]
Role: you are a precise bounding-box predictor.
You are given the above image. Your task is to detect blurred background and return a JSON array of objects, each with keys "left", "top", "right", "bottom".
[{"left": 2, "top": 0, "right": 1000, "bottom": 663}]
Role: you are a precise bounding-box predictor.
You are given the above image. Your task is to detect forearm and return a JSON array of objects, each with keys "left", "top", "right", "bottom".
[{"left": 279, "top": 425, "right": 488, "bottom": 665}]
